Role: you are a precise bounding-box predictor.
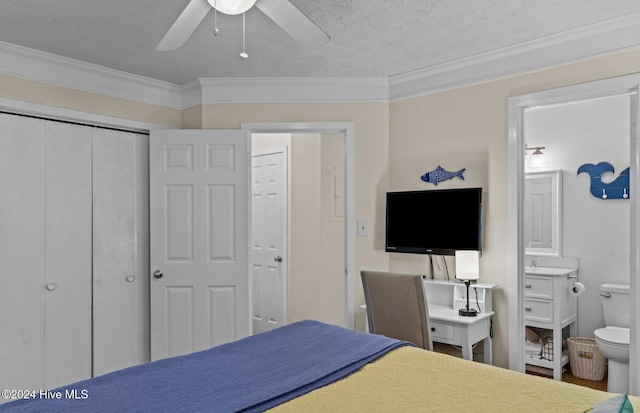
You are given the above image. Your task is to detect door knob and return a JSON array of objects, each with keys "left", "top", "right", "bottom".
[
  {"left": 274, "top": 256, "right": 282, "bottom": 263},
  {"left": 126, "top": 275, "right": 135, "bottom": 283},
  {"left": 153, "top": 270, "right": 163, "bottom": 279},
  {"left": 46, "top": 283, "right": 57, "bottom": 291}
]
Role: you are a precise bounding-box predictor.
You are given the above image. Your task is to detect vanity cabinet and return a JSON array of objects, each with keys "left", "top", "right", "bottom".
[{"left": 523, "top": 268, "right": 578, "bottom": 380}]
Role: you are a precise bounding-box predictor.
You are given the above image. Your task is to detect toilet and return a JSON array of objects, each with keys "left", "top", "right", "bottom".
[{"left": 594, "top": 283, "right": 630, "bottom": 394}]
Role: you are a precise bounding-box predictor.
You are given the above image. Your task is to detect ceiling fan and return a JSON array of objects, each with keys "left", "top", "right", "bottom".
[{"left": 157, "top": 0, "right": 330, "bottom": 51}]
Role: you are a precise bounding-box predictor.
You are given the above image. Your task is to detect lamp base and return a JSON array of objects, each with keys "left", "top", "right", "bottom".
[{"left": 458, "top": 308, "right": 478, "bottom": 317}]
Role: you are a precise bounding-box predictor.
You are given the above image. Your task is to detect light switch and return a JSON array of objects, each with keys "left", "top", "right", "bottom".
[{"left": 357, "top": 218, "right": 369, "bottom": 237}]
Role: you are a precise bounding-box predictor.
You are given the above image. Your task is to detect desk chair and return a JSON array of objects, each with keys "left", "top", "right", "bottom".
[{"left": 360, "top": 271, "right": 433, "bottom": 351}]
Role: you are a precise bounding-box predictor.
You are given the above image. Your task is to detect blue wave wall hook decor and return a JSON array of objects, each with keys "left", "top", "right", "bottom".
[{"left": 577, "top": 162, "right": 630, "bottom": 200}]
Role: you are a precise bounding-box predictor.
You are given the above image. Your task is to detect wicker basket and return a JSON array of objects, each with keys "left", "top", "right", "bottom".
[{"left": 567, "top": 337, "right": 606, "bottom": 381}]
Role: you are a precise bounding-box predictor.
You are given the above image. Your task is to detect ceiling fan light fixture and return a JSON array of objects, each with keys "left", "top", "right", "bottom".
[
  {"left": 157, "top": 0, "right": 330, "bottom": 52},
  {"left": 207, "top": 0, "right": 256, "bottom": 15}
]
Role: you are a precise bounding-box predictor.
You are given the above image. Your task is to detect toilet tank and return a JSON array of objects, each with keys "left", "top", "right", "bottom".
[{"left": 601, "top": 283, "right": 630, "bottom": 328}]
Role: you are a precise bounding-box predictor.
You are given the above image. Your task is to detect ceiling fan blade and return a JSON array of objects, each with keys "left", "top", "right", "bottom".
[
  {"left": 255, "top": 0, "right": 330, "bottom": 49},
  {"left": 156, "top": 0, "right": 211, "bottom": 51}
]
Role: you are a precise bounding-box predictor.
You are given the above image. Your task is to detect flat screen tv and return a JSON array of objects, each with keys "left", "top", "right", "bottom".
[{"left": 385, "top": 188, "right": 482, "bottom": 255}]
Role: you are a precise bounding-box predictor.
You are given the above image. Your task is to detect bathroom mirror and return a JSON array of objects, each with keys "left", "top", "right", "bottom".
[{"left": 524, "top": 170, "right": 562, "bottom": 257}]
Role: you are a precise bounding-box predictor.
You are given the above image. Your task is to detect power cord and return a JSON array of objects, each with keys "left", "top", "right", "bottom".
[{"left": 442, "top": 255, "right": 450, "bottom": 280}]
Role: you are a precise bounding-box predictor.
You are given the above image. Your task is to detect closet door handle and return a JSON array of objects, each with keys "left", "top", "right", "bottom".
[
  {"left": 525, "top": 307, "right": 532, "bottom": 312},
  {"left": 46, "top": 283, "right": 57, "bottom": 291},
  {"left": 126, "top": 275, "right": 135, "bottom": 283},
  {"left": 153, "top": 270, "right": 163, "bottom": 279}
]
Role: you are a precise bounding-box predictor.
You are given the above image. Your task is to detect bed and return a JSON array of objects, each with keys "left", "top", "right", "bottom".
[{"left": 1, "top": 320, "right": 637, "bottom": 412}]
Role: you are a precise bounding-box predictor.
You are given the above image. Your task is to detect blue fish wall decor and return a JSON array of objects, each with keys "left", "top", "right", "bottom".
[
  {"left": 421, "top": 166, "right": 465, "bottom": 186},
  {"left": 577, "top": 161, "right": 630, "bottom": 200}
]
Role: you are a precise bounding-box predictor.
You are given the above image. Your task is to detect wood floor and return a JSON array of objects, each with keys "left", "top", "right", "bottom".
[
  {"left": 562, "top": 368, "right": 608, "bottom": 392},
  {"left": 527, "top": 366, "right": 608, "bottom": 392}
]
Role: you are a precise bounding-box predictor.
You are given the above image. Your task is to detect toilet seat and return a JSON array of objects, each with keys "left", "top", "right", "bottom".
[{"left": 594, "top": 326, "right": 629, "bottom": 346}]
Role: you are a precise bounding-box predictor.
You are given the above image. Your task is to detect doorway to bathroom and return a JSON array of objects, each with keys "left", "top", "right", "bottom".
[
  {"left": 524, "top": 94, "right": 631, "bottom": 337},
  {"left": 507, "top": 74, "right": 640, "bottom": 395}
]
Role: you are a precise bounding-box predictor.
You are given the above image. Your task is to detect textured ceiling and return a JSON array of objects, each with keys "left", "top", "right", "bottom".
[{"left": 0, "top": 0, "right": 639, "bottom": 85}]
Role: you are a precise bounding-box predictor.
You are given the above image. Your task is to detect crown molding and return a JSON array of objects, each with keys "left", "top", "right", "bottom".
[
  {"left": 0, "top": 96, "right": 170, "bottom": 132},
  {"left": 389, "top": 12, "right": 640, "bottom": 101},
  {"left": 1, "top": 12, "right": 640, "bottom": 108},
  {"left": 182, "top": 77, "right": 389, "bottom": 108},
  {"left": 0, "top": 41, "right": 182, "bottom": 110}
]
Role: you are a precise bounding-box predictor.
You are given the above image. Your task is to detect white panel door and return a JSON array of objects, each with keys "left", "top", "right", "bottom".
[
  {"left": 150, "top": 130, "right": 250, "bottom": 360},
  {"left": 0, "top": 114, "right": 47, "bottom": 391},
  {"left": 92, "top": 129, "right": 150, "bottom": 375},
  {"left": 43, "top": 121, "right": 93, "bottom": 389},
  {"left": 251, "top": 149, "right": 287, "bottom": 334}
]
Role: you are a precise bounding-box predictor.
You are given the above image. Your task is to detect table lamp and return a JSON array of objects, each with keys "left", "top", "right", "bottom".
[{"left": 455, "top": 250, "right": 480, "bottom": 317}]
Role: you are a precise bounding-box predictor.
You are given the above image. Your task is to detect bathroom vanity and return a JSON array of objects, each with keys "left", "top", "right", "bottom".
[{"left": 524, "top": 266, "right": 578, "bottom": 380}]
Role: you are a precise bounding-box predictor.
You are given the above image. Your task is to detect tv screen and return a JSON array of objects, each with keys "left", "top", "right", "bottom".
[{"left": 385, "top": 188, "right": 482, "bottom": 255}]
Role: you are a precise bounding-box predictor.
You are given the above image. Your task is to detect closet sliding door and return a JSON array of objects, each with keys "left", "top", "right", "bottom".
[
  {"left": 0, "top": 114, "right": 48, "bottom": 391},
  {"left": 0, "top": 113, "right": 149, "bottom": 394},
  {"left": 43, "top": 121, "right": 93, "bottom": 388},
  {"left": 92, "top": 128, "right": 149, "bottom": 376},
  {"left": 0, "top": 115, "right": 92, "bottom": 391}
]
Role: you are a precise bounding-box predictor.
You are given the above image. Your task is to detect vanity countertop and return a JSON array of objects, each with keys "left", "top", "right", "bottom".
[{"left": 524, "top": 267, "right": 578, "bottom": 276}]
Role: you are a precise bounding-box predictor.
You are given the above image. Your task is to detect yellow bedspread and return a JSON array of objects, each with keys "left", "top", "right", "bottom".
[{"left": 271, "top": 346, "right": 640, "bottom": 412}]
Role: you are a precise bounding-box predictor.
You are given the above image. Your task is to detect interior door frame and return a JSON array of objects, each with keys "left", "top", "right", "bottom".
[
  {"left": 242, "top": 122, "right": 356, "bottom": 329},
  {"left": 507, "top": 74, "right": 640, "bottom": 394}
]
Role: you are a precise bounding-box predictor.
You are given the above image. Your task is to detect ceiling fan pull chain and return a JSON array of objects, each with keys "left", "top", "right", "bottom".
[
  {"left": 213, "top": 0, "right": 219, "bottom": 35},
  {"left": 240, "top": 12, "right": 248, "bottom": 58}
]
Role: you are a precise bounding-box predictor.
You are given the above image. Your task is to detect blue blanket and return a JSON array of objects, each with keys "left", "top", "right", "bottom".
[{"left": 2, "top": 320, "right": 411, "bottom": 412}]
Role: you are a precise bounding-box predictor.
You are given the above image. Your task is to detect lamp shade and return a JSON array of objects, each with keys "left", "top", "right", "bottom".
[
  {"left": 207, "top": 0, "right": 256, "bottom": 15},
  {"left": 529, "top": 149, "right": 544, "bottom": 168},
  {"left": 455, "top": 250, "right": 479, "bottom": 281}
]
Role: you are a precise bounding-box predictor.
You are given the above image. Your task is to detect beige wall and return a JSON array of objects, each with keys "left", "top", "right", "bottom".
[
  {"left": 319, "top": 133, "right": 346, "bottom": 324},
  {"left": 289, "top": 134, "right": 323, "bottom": 322},
  {"left": 389, "top": 48, "right": 640, "bottom": 368},
  {"left": 3, "top": 47, "right": 640, "bottom": 369}
]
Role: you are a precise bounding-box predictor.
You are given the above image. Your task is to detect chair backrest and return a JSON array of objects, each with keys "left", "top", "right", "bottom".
[{"left": 360, "top": 271, "right": 433, "bottom": 350}]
